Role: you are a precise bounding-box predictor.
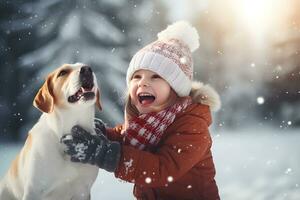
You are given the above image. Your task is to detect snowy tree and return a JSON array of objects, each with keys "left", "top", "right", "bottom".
[
  {"left": 190, "top": 0, "right": 261, "bottom": 129},
  {"left": 1, "top": 0, "right": 159, "bottom": 140},
  {"left": 264, "top": 0, "right": 300, "bottom": 126},
  {"left": 183, "top": 0, "right": 300, "bottom": 129},
  {"left": 0, "top": 1, "right": 39, "bottom": 140}
]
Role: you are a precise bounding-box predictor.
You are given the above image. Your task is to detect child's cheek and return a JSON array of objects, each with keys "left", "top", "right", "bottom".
[
  {"left": 129, "top": 85, "right": 138, "bottom": 106},
  {"left": 131, "top": 96, "right": 138, "bottom": 106}
]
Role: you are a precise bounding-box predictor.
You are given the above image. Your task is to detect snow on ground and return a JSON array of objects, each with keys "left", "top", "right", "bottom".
[
  {"left": 212, "top": 129, "right": 300, "bottom": 200},
  {"left": 1, "top": 128, "right": 300, "bottom": 200}
]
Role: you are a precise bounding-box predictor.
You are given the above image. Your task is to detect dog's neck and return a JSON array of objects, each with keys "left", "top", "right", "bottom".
[{"left": 41, "top": 105, "right": 95, "bottom": 139}]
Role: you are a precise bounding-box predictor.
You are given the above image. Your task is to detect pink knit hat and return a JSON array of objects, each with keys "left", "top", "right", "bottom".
[{"left": 127, "top": 21, "right": 200, "bottom": 96}]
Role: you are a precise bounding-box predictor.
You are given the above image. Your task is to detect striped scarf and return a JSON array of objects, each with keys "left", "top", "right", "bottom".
[{"left": 123, "top": 97, "right": 192, "bottom": 150}]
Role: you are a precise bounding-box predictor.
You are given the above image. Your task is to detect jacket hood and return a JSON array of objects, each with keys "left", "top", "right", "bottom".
[{"left": 189, "top": 81, "right": 221, "bottom": 112}]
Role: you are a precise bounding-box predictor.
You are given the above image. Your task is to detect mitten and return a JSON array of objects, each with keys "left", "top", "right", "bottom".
[
  {"left": 61, "top": 125, "right": 121, "bottom": 172},
  {"left": 94, "top": 117, "right": 106, "bottom": 136}
]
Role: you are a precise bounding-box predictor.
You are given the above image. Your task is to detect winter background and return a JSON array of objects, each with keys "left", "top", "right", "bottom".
[{"left": 0, "top": 0, "right": 300, "bottom": 199}]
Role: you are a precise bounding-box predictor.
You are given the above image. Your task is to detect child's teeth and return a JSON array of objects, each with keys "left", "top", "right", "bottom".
[{"left": 139, "top": 93, "right": 152, "bottom": 96}]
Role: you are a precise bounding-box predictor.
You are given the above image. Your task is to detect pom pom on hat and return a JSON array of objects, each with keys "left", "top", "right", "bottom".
[{"left": 157, "top": 20, "right": 200, "bottom": 52}]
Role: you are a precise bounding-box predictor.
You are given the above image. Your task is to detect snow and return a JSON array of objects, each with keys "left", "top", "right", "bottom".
[
  {"left": 1, "top": 129, "right": 300, "bottom": 199},
  {"left": 124, "top": 158, "right": 133, "bottom": 175},
  {"left": 74, "top": 143, "right": 88, "bottom": 161},
  {"left": 167, "top": 176, "right": 174, "bottom": 182},
  {"left": 212, "top": 129, "right": 300, "bottom": 200},
  {"left": 257, "top": 96, "right": 265, "bottom": 105},
  {"left": 145, "top": 177, "right": 152, "bottom": 184}
]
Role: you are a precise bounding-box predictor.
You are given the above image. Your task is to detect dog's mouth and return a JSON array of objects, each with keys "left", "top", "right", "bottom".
[{"left": 68, "top": 87, "right": 95, "bottom": 103}]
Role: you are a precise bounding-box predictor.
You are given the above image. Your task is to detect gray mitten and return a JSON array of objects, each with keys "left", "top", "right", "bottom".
[
  {"left": 94, "top": 118, "right": 106, "bottom": 136},
  {"left": 61, "top": 125, "right": 121, "bottom": 172}
]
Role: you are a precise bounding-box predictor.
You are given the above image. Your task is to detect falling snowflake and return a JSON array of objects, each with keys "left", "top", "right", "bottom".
[
  {"left": 167, "top": 176, "right": 173, "bottom": 182},
  {"left": 257, "top": 97, "right": 264, "bottom": 105},
  {"left": 187, "top": 185, "right": 192, "bottom": 189},
  {"left": 285, "top": 168, "right": 292, "bottom": 175},
  {"left": 145, "top": 177, "right": 152, "bottom": 184},
  {"left": 180, "top": 56, "right": 187, "bottom": 64}
]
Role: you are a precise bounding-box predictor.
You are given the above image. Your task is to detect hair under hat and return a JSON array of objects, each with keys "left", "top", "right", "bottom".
[{"left": 127, "top": 21, "right": 200, "bottom": 97}]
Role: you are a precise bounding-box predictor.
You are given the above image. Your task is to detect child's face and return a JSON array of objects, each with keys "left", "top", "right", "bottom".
[{"left": 129, "top": 69, "right": 175, "bottom": 114}]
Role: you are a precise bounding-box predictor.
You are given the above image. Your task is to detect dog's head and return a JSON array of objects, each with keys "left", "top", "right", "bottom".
[{"left": 33, "top": 63, "right": 102, "bottom": 113}]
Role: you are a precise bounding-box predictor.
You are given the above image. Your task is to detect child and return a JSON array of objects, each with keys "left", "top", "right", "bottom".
[{"left": 62, "top": 21, "right": 221, "bottom": 200}]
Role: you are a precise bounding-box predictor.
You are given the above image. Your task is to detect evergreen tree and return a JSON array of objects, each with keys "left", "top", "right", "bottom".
[
  {"left": 1, "top": 0, "right": 157, "bottom": 140},
  {"left": 0, "top": 1, "right": 38, "bottom": 140},
  {"left": 264, "top": 0, "right": 300, "bottom": 126}
]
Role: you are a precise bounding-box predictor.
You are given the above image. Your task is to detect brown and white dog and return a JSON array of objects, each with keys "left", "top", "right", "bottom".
[{"left": 0, "top": 63, "right": 102, "bottom": 200}]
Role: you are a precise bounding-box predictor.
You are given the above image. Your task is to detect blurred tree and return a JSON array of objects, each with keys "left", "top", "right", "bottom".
[
  {"left": 190, "top": 0, "right": 300, "bottom": 129},
  {"left": 0, "top": 1, "right": 39, "bottom": 141},
  {"left": 264, "top": 0, "right": 300, "bottom": 126},
  {"left": 0, "top": 0, "right": 159, "bottom": 141},
  {"left": 192, "top": 0, "right": 261, "bottom": 129}
]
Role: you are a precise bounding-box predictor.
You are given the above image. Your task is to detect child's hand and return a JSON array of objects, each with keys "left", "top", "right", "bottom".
[{"left": 61, "top": 125, "right": 121, "bottom": 172}]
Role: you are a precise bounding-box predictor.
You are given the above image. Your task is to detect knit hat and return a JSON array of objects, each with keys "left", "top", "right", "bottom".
[{"left": 127, "top": 21, "right": 200, "bottom": 96}]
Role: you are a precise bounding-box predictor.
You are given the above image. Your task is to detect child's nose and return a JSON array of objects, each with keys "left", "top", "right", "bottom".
[{"left": 138, "top": 78, "right": 149, "bottom": 87}]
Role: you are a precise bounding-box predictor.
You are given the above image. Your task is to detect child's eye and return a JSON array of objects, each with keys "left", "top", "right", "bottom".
[
  {"left": 152, "top": 74, "right": 161, "bottom": 79},
  {"left": 132, "top": 74, "right": 141, "bottom": 79}
]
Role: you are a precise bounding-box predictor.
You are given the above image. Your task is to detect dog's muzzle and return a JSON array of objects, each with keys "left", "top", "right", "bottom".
[
  {"left": 68, "top": 66, "right": 96, "bottom": 103},
  {"left": 80, "top": 66, "right": 94, "bottom": 90}
]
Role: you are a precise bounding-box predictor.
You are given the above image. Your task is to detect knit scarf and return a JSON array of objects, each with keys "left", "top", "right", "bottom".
[{"left": 123, "top": 97, "right": 192, "bottom": 150}]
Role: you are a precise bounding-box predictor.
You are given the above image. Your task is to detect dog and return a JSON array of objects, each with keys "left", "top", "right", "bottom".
[{"left": 0, "top": 63, "right": 102, "bottom": 200}]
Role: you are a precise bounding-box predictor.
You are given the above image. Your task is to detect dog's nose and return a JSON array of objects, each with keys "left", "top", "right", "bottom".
[
  {"left": 80, "top": 66, "right": 94, "bottom": 90},
  {"left": 80, "top": 66, "right": 93, "bottom": 75}
]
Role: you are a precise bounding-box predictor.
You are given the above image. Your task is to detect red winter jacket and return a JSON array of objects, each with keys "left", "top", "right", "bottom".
[{"left": 107, "top": 82, "right": 221, "bottom": 200}]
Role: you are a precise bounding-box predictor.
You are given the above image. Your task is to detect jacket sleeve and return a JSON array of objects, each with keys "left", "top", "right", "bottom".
[
  {"left": 106, "top": 124, "right": 124, "bottom": 143},
  {"left": 114, "top": 115, "right": 212, "bottom": 187}
]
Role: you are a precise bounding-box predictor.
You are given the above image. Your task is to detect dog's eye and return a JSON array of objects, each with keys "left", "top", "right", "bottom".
[{"left": 57, "top": 70, "right": 68, "bottom": 77}]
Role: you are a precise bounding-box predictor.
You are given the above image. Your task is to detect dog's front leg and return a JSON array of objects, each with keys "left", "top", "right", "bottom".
[
  {"left": 71, "top": 193, "right": 91, "bottom": 200},
  {"left": 22, "top": 188, "right": 41, "bottom": 200},
  {"left": 21, "top": 145, "right": 52, "bottom": 200},
  {"left": 0, "top": 182, "right": 14, "bottom": 200}
]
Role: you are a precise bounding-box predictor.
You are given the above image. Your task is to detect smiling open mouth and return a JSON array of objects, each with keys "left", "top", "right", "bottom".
[
  {"left": 138, "top": 93, "right": 155, "bottom": 105},
  {"left": 68, "top": 87, "right": 95, "bottom": 103}
]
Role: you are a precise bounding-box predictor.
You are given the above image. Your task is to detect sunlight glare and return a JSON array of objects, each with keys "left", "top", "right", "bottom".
[
  {"left": 242, "top": 0, "right": 270, "bottom": 25},
  {"left": 236, "top": 0, "right": 284, "bottom": 39}
]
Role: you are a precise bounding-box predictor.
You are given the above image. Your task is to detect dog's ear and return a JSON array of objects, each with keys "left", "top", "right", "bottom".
[
  {"left": 33, "top": 76, "right": 54, "bottom": 113},
  {"left": 96, "top": 89, "right": 102, "bottom": 111}
]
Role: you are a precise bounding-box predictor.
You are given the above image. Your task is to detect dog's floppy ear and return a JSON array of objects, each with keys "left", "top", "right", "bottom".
[
  {"left": 96, "top": 89, "right": 102, "bottom": 111},
  {"left": 33, "top": 76, "right": 54, "bottom": 113}
]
